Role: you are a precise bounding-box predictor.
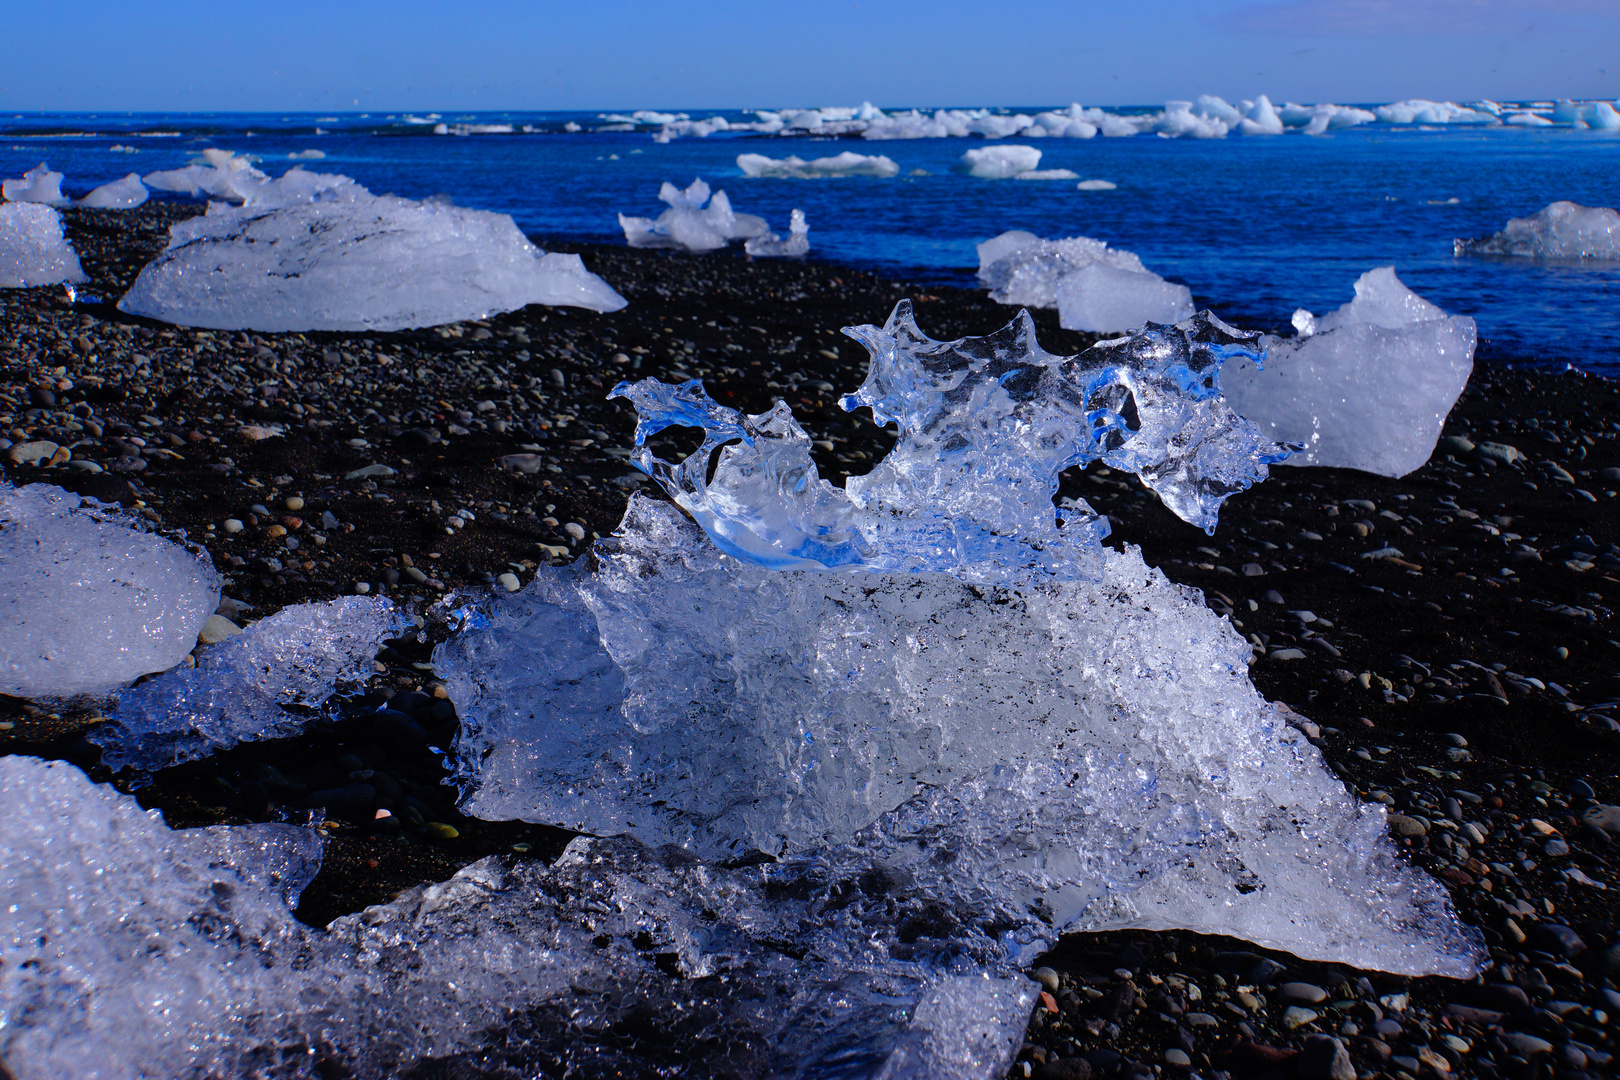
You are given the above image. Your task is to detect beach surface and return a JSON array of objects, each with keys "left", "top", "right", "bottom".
[{"left": 2, "top": 203, "right": 1618, "bottom": 1079}]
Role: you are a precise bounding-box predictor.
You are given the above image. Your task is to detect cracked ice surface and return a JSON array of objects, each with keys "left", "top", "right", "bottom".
[
  {"left": 1221, "top": 267, "right": 1476, "bottom": 477},
  {"left": 1455, "top": 200, "right": 1620, "bottom": 262},
  {"left": 118, "top": 170, "right": 626, "bottom": 331}
]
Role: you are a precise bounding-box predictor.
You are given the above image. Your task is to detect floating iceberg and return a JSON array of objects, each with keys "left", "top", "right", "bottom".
[
  {"left": 1221, "top": 267, "right": 1476, "bottom": 477},
  {"left": 0, "top": 204, "right": 88, "bottom": 288},
  {"left": 0, "top": 484, "right": 218, "bottom": 699},
  {"left": 743, "top": 207, "right": 810, "bottom": 257},
  {"left": 78, "top": 172, "right": 149, "bottom": 209},
  {"left": 1455, "top": 200, "right": 1620, "bottom": 262},
  {"left": 94, "top": 596, "right": 406, "bottom": 773},
  {"left": 1374, "top": 99, "right": 1497, "bottom": 125},
  {"left": 1, "top": 162, "right": 68, "bottom": 205},
  {"left": 977, "top": 230, "right": 1195, "bottom": 333},
  {"left": 960, "top": 145, "right": 1043, "bottom": 178},
  {"left": 119, "top": 171, "right": 626, "bottom": 331},
  {"left": 617, "top": 177, "right": 771, "bottom": 252},
  {"left": 737, "top": 150, "right": 899, "bottom": 178},
  {"left": 143, "top": 148, "right": 268, "bottom": 201}
]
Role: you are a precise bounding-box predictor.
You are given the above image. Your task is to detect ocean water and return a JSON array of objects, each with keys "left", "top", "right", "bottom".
[{"left": 4, "top": 108, "right": 1618, "bottom": 372}]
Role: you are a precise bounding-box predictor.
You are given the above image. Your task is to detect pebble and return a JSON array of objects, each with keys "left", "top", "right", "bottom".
[
  {"left": 1277, "top": 982, "right": 1329, "bottom": 1005},
  {"left": 424, "top": 821, "right": 460, "bottom": 839},
  {"left": 223, "top": 518, "right": 244, "bottom": 534},
  {"left": 1581, "top": 803, "right": 1620, "bottom": 836},
  {"left": 285, "top": 496, "right": 304, "bottom": 510},
  {"left": 1500, "top": 1032, "right": 1553, "bottom": 1056},
  {"left": 1162, "top": 1048, "right": 1190, "bottom": 1067},
  {"left": 197, "top": 614, "right": 243, "bottom": 644},
  {"left": 564, "top": 522, "right": 587, "bottom": 541},
  {"left": 1282, "top": 1006, "right": 1319, "bottom": 1029},
  {"left": 1030, "top": 966, "right": 1061, "bottom": 993},
  {"left": 497, "top": 572, "right": 521, "bottom": 592},
  {"left": 7, "top": 440, "right": 62, "bottom": 466},
  {"left": 346, "top": 464, "right": 397, "bottom": 479}
]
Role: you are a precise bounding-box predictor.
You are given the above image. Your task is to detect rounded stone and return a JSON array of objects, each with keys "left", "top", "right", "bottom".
[
  {"left": 223, "top": 518, "right": 245, "bottom": 534},
  {"left": 1163, "top": 1049, "right": 1191, "bottom": 1068},
  {"left": 424, "top": 821, "right": 460, "bottom": 840},
  {"left": 284, "top": 496, "right": 305, "bottom": 511},
  {"left": 1029, "top": 966, "right": 1061, "bottom": 993}
]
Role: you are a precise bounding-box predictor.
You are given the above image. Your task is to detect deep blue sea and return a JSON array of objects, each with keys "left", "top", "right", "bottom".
[{"left": 4, "top": 108, "right": 1618, "bottom": 372}]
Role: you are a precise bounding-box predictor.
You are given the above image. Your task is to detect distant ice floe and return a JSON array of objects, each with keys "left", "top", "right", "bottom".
[
  {"left": 736, "top": 150, "right": 899, "bottom": 178},
  {"left": 2, "top": 162, "right": 69, "bottom": 205},
  {"left": 619, "top": 177, "right": 803, "bottom": 255},
  {"left": 1455, "top": 201, "right": 1620, "bottom": 262},
  {"left": 977, "top": 229, "right": 1194, "bottom": 333},
  {"left": 1076, "top": 179, "right": 1117, "bottom": 190},
  {"left": 0, "top": 204, "right": 88, "bottom": 288},
  {"left": 1221, "top": 267, "right": 1476, "bottom": 477},
  {"left": 0, "top": 484, "right": 219, "bottom": 699},
  {"left": 120, "top": 168, "right": 626, "bottom": 331},
  {"left": 79, "top": 173, "right": 149, "bottom": 209},
  {"left": 743, "top": 207, "right": 810, "bottom": 258}
]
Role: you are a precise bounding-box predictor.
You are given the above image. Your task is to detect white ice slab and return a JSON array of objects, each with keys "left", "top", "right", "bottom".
[{"left": 79, "top": 173, "right": 149, "bottom": 209}]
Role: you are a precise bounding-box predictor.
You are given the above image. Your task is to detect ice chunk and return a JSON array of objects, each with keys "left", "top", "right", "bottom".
[
  {"left": 78, "top": 172, "right": 148, "bottom": 209},
  {"left": 609, "top": 302, "right": 1285, "bottom": 576},
  {"left": 1154, "top": 101, "right": 1229, "bottom": 138},
  {"left": 618, "top": 177, "right": 770, "bottom": 252},
  {"left": 94, "top": 596, "right": 406, "bottom": 772},
  {"left": 1221, "top": 267, "right": 1476, "bottom": 477},
  {"left": 743, "top": 207, "right": 810, "bottom": 257},
  {"left": 977, "top": 230, "right": 1194, "bottom": 332},
  {"left": 1014, "top": 168, "right": 1080, "bottom": 180},
  {"left": 1195, "top": 94, "right": 1242, "bottom": 125},
  {"left": 1076, "top": 178, "right": 1117, "bottom": 190},
  {"left": 960, "top": 144, "right": 1042, "bottom": 178},
  {"left": 737, "top": 150, "right": 900, "bottom": 178},
  {"left": 2, "top": 163, "right": 68, "bottom": 205},
  {"left": 0, "top": 204, "right": 88, "bottom": 288},
  {"left": 0, "top": 483, "right": 218, "bottom": 700},
  {"left": 143, "top": 148, "right": 268, "bottom": 200},
  {"left": 119, "top": 173, "right": 626, "bottom": 331},
  {"left": 1237, "top": 94, "right": 1285, "bottom": 135},
  {"left": 1455, "top": 200, "right": 1620, "bottom": 261},
  {"left": 1374, "top": 99, "right": 1496, "bottom": 125}
]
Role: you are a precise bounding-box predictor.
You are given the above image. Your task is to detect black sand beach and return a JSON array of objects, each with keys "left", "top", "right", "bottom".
[{"left": 2, "top": 203, "right": 1618, "bottom": 1079}]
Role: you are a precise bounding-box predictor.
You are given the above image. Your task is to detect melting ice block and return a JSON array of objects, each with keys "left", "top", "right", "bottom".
[
  {"left": 618, "top": 177, "right": 770, "bottom": 252},
  {"left": 0, "top": 204, "right": 88, "bottom": 288},
  {"left": 79, "top": 172, "right": 149, "bottom": 209},
  {"left": 1, "top": 162, "right": 68, "bottom": 205},
  {"left": 94, "top": 596, "right": 407, "bottom": 772},
  {"left": 1221, "top": 267, "right": 1476, "bottom": 477},
  {"left": 743, "top": 207, "right": 810, "bottom": 257},
  {"left": 977, "top": 230, "right": 1194, "bottom": 332},
  {"left": 1455, "top": 200, "right": 1620, "bottom": 261},
  {"left": 960, "top": 144, "right": 1043, "bottom": 178},
  {"left": 737, "top": 150, "right": 900, "bottom": 178},
  {"left": 118, "top": 171, "right": 626, "bottom": 331},
  {"left": 0, "top": 484, "right": 218, "bottom": 699}
]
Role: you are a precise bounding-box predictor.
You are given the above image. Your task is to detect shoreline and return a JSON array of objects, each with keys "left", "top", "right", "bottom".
[{"left": 2, "top": 203, "right": 1618, "bottom": 1078}]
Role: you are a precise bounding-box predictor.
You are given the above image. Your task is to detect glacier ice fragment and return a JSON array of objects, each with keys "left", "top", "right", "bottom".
[
  {"left": 1221, "top": 267, "right": 1476, "bottom": 477},
  {"left": 618, "top": 177, "right": 771, "bottom": 252},
  {"left": 977, "top": 230, "right": 1194, "bottom": 332},
  {"left": 743, "top": 207, "right": 810, "bottom": 257},
  {"left": 737, "top": 150, "right": 900, "bottom": 178},
  {"left": 1455, "top": 200, "right": 1620, "bottom": 261},
  {"left": 118, "top": 171, "right": 626, "bottom": 330},
  {"left": 1, "top": 162, "right": 68, "bottom": 205},
  {"left": 0, "top": 483, "right": 218, "bottom": 699},
  {"left": 960, "top": 145, "right": 1043, "bottom": 179},
  {"left": 78, "top": 172, "right": 149, "bottom": 209},
  {"left": 142, "top": 148, "right": 267, "bottom": 201},
  {"left": 0, "top": 204, "right": 88, "bottom": 288},
  {"left": 95, "top": 595, "right": 407, "bottom": 772}
]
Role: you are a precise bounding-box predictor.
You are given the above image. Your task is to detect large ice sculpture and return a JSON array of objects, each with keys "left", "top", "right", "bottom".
[
  {"left": 737, "top": 150, "right": 900, "bottom": 178},
  {"left": 0, "top": 755, "right": 1038, "bottom": 1080},
  {"left": 118, "top": 170, "right": 626, "bottom": 331},
  {"left": 0, "top": 484, "right": 218, "bottom": 699},
  {"left": 743, "top": 207, "right": 809, "bottom": 257},
  {"left": 617, "top": 177, "right": 769, "bottom": 252},
  {"left": 79, "top": 172, "right": 149, "bottom": 209},
  {"left": 0, "top": 204, "right": 88, "bottom": 288},
  {"left": 977, "top": 230, "right": 1195, "bottom": 333},
  {"left": 1, "top": 162, "right": 68, "bottom": 205},
  {"left": 94, "top": 596, "right": 407, "bottom": 773},
  {"left": 1221, "top": 267, "right": 1476, "bottom": 477},
  {"left": 1455, "top": 200, "right": 1620, "bottom": 261}
]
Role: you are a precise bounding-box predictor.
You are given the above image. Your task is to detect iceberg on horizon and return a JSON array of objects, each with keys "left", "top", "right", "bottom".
[
  {"left": 0, "top": 203, "right": 88, "bottom": 288},
  {"left": 1221, "top": 267, "right": 1476, "bottom": 477},
  {"left": 1455, "top": 200, "right": 1620, "bottom": 262},
  {"left": 119, "top": 169, "right": 627, "bottom": 331}
]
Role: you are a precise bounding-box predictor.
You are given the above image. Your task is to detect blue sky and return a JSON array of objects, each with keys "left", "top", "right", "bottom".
[{"left": 3, "top": 0, "right": 1616, "bottom": 111}]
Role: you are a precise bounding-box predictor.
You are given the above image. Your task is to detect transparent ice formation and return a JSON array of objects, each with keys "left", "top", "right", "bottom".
[
  {"left": 1, "top": 162, "right": 68, "bottom": 205},
  {"left": 0, "top": 203, "right": 88, "bottom": 288},
  {"left": 1455, "top": 200, "right": 1620, "bottom": 262},
  {"left": 737, "top": 150, "right": 900, "bottom": 178},
  {"left": 118, "top": 171, "right": 627, "bottom": 331},
  {"left": 95, "top": 596, "right": 407, "bottom": 773},
  {"left": 960, "top": 145, "right": 1043, "bottom": 179},
  {"left": 0, "top": 483, "right": 218, "bottom": 699},
  {"left": 1221, "top": 267, "right": 1476, "bottom": 477},
  {"left": 617, "top": 177, "right": 770, "bottom": 252},
  {"left": 0, "top": 755, "right": 1039, "bottom": 1080},
  {"left": 78, "top": 172, "right": 149, "bottom": 209},
  {"left": 977, "top": 230, "right": 1195, "bottom": 333},
  {"left": 743, "top": 207, "right": 810, "bottom": 257}
]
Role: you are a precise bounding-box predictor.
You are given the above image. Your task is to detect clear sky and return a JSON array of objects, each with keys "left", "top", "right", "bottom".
[{"left": 3, "top": 0, "right": 1616, "bottom": 112}]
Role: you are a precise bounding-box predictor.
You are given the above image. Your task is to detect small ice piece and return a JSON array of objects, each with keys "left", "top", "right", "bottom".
[
  {"left": 119, "top": 172, "right": 626, "bottom": 330},
  {"left": 1, "top": 162, "right": 68, "bottom": 205},
  {"left": 0, "top": 204, "right": 88, "bottom": 288},
  {"left": 1076, "top": 179, "right": 1117, "bottom": 190},
  {"left": 78, "top": 173, "right": 149, "bottom": 209},
  {"left": 0, "top": 483, "right": 218, "bottom": 699},
  {"left": 618, "top": 177, "right": 769, "bottom": 252},
  {"left": 1014, "top": 168, "right": 1080, "bottom": 180},
  {"left": 142, "top": 148, "right": 268, "bottom": 200},
  {"left": 960, "top": 145, "right": 1042, "bottom": 178},
  {"left": 1455, "top": 200, "right": 1620, "bottom": 261},
  {"left": 1221, "top": 267, "right": 1476, "bottom": 477},
  {"left": 977, "top": 230, "right": 1194, "bottom": 332},
  {"left": 287, "top": 148, "right": 327, "bottom": 159},
  {"left": 743, "top": 208, "right": 809, "bottom": 257},
  {"left": 95, "top": 596, "right": 407, "bottom": 772},
  {"left": 736, "top": 150, "right": 900, "bottom": 178}
]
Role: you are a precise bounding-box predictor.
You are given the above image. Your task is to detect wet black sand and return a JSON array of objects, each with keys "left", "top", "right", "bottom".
[{"left": 2, "top": 203, "right": 1618, "bottom": 1079}]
